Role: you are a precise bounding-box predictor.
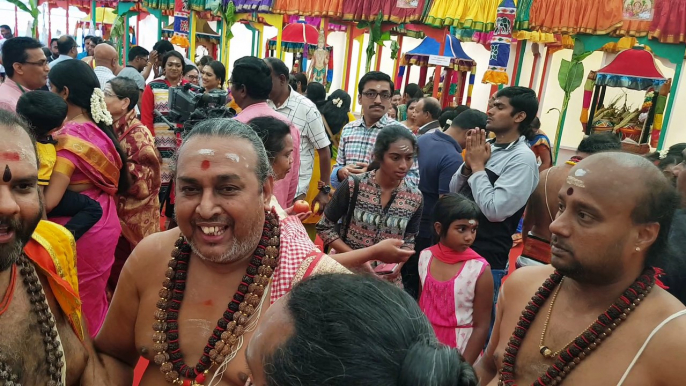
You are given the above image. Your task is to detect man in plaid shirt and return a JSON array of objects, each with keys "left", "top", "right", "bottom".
[{"left": 331, "top": 71, "right": 419, "bottom": 189}]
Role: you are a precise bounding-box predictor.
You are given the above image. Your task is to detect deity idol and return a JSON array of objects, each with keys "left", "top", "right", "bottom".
[{"left": 308, "top": 30, "right": 329, "bottom": 86}]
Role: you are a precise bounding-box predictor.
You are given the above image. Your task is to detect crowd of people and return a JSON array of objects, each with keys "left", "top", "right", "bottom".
[{"left": 0, "top": 29, "right": 685, "bottom": 386}]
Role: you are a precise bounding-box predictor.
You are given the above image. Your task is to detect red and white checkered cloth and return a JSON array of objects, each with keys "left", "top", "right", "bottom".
[{"left": 270, "top": 214, "right": 319, "bottom": 304}]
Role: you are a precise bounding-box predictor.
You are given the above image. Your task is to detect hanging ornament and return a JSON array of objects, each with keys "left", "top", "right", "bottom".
[
  {"left": 482, "top": 0, "right": 516, "bottom": 85},
  {"left": 171, "top": 0, "right": 191, "bottom": 48}
]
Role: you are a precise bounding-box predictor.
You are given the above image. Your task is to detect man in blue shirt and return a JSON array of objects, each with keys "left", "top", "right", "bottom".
[{"left": 401, "top": 108, "right": 487, "bottom": 298}]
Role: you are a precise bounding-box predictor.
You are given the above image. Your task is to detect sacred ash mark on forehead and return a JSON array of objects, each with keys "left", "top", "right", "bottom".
[
  {"left": 198, "top": 149, "right": 215, "bottom": 156},
  {"left": 566, "top": 176, "right": 585, "bottom": 188},
  {"left": 225, "top": 153, "right": 240, "bottom": 163},
  {"left": 468, "top": 219, "right": 476, "bottom": 225}
]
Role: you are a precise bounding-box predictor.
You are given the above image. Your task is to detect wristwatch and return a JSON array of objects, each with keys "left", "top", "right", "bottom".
[{"left": 319, "top": 184, "right": 332, "bottom": 195}]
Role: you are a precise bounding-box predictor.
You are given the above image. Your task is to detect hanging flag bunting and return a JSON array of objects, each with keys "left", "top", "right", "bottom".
[
  {"left": 171, "top": 0, "right": 191, "bottom": 48},
  {"left": 482, "top": 0, "right": 515, "bottom": 85}
]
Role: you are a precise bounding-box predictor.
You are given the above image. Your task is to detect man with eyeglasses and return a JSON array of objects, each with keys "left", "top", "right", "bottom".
[
  {"left": 0, "top": 37, "right": 49, "bottom": 111},
  {"left": 331, "top": 71, "right": 419, "bottom": 189},
  {"left": 48, "top": 35, "right": 77, "bottom": 69}
]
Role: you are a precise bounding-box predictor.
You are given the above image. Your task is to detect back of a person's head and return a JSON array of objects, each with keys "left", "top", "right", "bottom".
[
  {"left": 232, "top": 56, "right": 272, "bottom": 100},
  {"left": 199, "top": 55, "right": 213, "bottom": 67},
  {"left": 264, "top": 57, "right": 290, "bottom": 79},
  {"left": 16, "top": 90, "right": 68, "bottom": 137},
  {"left": 358, "top": 71, "right": 394, "bottom": 94},
  {"left": 451, "top": 109, "right": 488, "bottom": 131},
  {"left": 495, "top": 86, "right": 538, "bottom": 139},
  {"left": 128, "top": 45, "right": 149, "bottom": 61},
  {"left": 404, "top": 83, "right": 421, "bottom": 99},
  {"left": 57, "top": 35, "right": 76, "bottom": 55},
  {"left": 294, "top": 72, "right": 308, "bottom": 89},
  {"left": 306, "top": 82, "right": 326, "bottom": 106},
  {"left": 577, "top": 132, "right": 622, "bottom": 154},
  {"left": 248, "top": 116, "right": 291, "bottom": 160},
  {"left": 152, "top": 39, "right": 174, "bottom": 55},
  {"left": 319, "top": 89, "right": 352, "bottom": 135},
  {"left": 422, "top": 97, "right": 442, "bottom": 120},
  {"left": 265, "top": 274, "right": 477, "bottom": 386},
  {"left": 108, "top": 77, "right": 140, "bottom": 112},
  {"left": 2, "top": 37, "right": 42, "bottom": 77}
]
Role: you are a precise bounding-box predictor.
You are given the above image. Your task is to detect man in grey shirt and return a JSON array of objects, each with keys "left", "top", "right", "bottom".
[{"left": 450, "top": 86, "right": 539, "bottom": 304}]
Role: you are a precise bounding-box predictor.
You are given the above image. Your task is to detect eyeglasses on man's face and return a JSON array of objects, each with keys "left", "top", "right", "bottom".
[
  {"left": 361, "top": 90, "right": 392, "bottom": 101},
  {"left": 23, "top": 59, "right": 49, "bottom": 67}
]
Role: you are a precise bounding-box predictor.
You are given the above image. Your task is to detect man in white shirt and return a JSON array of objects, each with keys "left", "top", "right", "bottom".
[
  {"left": 48, "top": 35, "right": 77, "bottom": 69},
  {"left": 264, "top": 57, "right": 332, "bottom": 210},
  {"left": 93, "top": 43, "right": 118, "bottom": 88}
]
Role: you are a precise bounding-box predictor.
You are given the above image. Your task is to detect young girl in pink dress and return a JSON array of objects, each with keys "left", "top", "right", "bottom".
[{"left": 418, "top": 194, "right": 494, "bottom": 364}]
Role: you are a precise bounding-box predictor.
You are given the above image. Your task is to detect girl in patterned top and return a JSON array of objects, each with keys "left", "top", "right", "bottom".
[
  {"left": 418, "top": 194, "right": 493, "bottom": 364},
  {"left": 316, "top": 125, "right": 423, "bottom": 283}
]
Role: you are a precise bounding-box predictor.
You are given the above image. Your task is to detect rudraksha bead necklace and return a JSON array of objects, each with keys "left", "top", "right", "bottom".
[
  {"left": 0, "top": 255, "right": 65, "bottom": 386},
  {"left": 498, "top": 267, "right": 655, "bottom": 386},
  {"left": 153, "top": 209, "right": 280, "bottom": 385}
]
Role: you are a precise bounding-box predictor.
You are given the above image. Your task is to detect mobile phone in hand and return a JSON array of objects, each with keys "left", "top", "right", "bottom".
[{"left": 374, "top": 263, "right": 399, "bottom": 276}]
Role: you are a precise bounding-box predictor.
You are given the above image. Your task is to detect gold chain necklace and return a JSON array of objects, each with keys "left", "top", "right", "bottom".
[{"left": 538, "top": 278, "right": 595, "bottom": 359}]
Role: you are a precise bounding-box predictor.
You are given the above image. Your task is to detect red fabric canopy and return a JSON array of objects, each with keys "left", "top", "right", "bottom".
[
  {"left": 597, "top": 48, "right": 665, "bottom": 80},
  {"left": 278, "top": 23, "right": 320, "bottom": 44}
]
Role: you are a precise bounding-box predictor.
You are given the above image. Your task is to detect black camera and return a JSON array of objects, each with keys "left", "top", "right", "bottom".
[{"left": 167, "top": 83, "right": 230, "bottom": 124}]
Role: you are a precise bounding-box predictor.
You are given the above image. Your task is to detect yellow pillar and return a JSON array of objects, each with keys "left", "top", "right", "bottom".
[
  {"left": 223, "top": 25, "right": 231, "bottom": 71},
  {"left": 260, "top": 13, "right": 283, "bottom": 59},
  {"left": 352, "top": 34, "right": 365, "bottom": 113},
  {"left": 188, "top": 11, "right": 198, "bottom": 62},
  {"left": 341, "top": 27, "right": 351, "bottom": 91}
]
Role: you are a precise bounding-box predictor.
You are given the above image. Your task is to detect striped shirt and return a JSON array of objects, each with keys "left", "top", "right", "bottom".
[
  {"left": 331, "top": 114, "right": 420, "bottom": 189},
  {"left": 268, "top": 88, "right": 330, "bottom": 197}
]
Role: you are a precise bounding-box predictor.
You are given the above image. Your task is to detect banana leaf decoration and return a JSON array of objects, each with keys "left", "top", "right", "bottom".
[
  {"left": 212, "top": 1, "right": 238, "bottom": 40},
  {"left": 390, "top": 40, "right": 400, "bottom": 60},
  {"left": 357, "top": 12, "right": 392, "bottom": 73},
  {"left": 110, "top": 14, "right": 126, "bottom": 65},
  {"left": 6, "top": 0, "right": 38, "bottom": 38}
]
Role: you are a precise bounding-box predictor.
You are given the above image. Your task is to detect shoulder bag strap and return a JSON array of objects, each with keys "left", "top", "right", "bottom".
[{"left": 341, "top": 175, "right": 360, "bottom": 243}]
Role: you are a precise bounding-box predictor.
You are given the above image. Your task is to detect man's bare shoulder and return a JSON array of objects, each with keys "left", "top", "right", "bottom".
[
  {"left": 503, "top": 266, "right": 555, "bottom": 292},
  {"left": 127, "top": 229, "right": 182, "bottom": 272},
  {"left": 636, "top": 290, "right": 686, "bottom": 383}
]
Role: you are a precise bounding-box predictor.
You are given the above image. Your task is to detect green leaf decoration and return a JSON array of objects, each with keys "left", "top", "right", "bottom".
[
  {"left": 7, "top": 0, "right": 38, "bottom": 37},
  {"left": 390, "top": 40, "right": 400, "bottom": 60},
  {"left": 565, "top": 61, "right": 584, "bottom": 94},
  {"left": 558, "top": 59, "right": 571, "bottom": 91}
]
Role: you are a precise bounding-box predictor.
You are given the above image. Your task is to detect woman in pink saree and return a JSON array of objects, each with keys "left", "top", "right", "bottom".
[{"left": 45, "top": 60, "right": 130, "bottom": 336}]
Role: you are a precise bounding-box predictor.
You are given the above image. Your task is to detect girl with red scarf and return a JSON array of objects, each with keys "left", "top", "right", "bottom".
[{"left": 418, "top": 194, "right": 493, "bottom": 364}]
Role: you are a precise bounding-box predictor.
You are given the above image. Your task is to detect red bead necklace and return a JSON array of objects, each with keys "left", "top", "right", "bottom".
[{"left": 498, "top": 268, "right": 655, "bottom": 386}]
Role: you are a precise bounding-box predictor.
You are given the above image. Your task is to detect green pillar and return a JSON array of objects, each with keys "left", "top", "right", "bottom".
[{"left": 657, "top": 61, "right": 683, "bottom": 150}]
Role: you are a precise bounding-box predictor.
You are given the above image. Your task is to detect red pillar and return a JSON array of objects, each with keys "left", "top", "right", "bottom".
[{"left": 404, "top": 64, "right": 412, "bottom": 91}]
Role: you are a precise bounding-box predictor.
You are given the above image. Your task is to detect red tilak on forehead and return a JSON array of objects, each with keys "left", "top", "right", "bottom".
[
  {"left": 0, "top": 152, "right": 20, "bottom": 161},
  {"left": 567, "top": 187, "right": 574, "bottom": 196},
  {"left": 201, "top": 160, "right": 210, "bottom": 170}
]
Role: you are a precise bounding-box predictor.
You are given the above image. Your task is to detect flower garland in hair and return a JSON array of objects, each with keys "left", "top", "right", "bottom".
[
  {"left": 332, "top": 97, "right": 343, "bottom": 108},
  {"left": 91, "top": 88, "right": 113, "bottom": 126}
]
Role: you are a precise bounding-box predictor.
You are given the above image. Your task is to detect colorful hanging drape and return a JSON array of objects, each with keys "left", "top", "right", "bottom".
[
  {"left": 232, "top": 0, "right": 274, "bottom": 13},
  {"left": 529, "top": 0, "right": 624, "bottom": 35},
  {"left": 273, "top": 0, "right": 344, "bottom": 18},
  {"left": 341, "top": 0, "right": 427, "bottom": 23},
  {"left": 171, "top": 0, "right": 190, "bottom": 48},
  {"left": 649, "top": 0, "right": 686, "bottom": 43},
  {"left": 482, "top": 0, "right": 515, "bottom": 85},
  {"left": 426, "top": 0, "right": 500, "bottom": 31}
]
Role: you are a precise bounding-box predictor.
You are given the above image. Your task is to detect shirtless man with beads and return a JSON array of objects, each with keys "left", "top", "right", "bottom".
[
  {"left": 0, "top": 110, "right": 109, "bottom": 385},
  {"left": 477, "top": 152, "right": 686, "bottom": 386},
  {"left": 517, "top": 133, "right": 621, "bottom": 268},
  {"left": 94, "top": 119, "right": 405, "bottom": 386}
]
